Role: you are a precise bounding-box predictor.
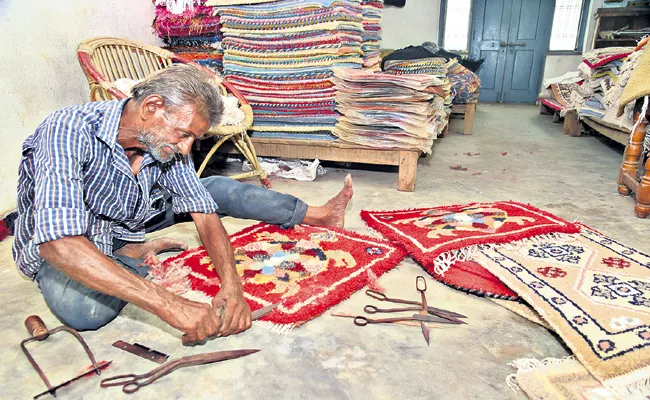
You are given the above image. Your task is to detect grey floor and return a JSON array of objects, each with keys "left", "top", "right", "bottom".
[{"left": 1, "top": 104, "right": 647, "bottom": 399}]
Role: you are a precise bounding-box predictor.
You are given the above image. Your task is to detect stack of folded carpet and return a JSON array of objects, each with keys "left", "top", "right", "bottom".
[
  {"left": 153, "top": 3, "right": 224, "bottom": 74},
  {"left": 360, "top": 0, "right": 384, "bottom": 70},
  {"left": 570, "top": 47, "right": 636, "bottom": 130},
  {"left": 209, "top": 0, "right": 370, "bottom": 140},
  {"left": 332, "top": 67, "right": 450, "bottom": 153},
  {"left": 383, "top": 57, "right": 453, "bottom": 106}
]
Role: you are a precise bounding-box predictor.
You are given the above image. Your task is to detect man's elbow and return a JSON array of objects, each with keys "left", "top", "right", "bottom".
[{"left": 39, "top": 236, "right": 84, "bottom": 259}]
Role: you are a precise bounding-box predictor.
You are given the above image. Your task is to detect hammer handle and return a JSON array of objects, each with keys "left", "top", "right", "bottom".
[{"left": 25, "top": 315, "right": 49, "bottom": 340}]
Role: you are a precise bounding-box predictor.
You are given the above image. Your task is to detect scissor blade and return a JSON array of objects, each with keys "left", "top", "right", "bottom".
[
  {"left": 427, "top": 306, "right": 467, "bottom": 319},
  {"left": 252, "top": 303, "right": 278, "bottom": 320},
  {"left": 412, "top": 314, "right": 462, "bottom": 324},
  {"left": 209, "top": 349, "right": 261, "bottom": 362},
  {"left": 420, "top": 322, "right": 430, "bottom": 346}
]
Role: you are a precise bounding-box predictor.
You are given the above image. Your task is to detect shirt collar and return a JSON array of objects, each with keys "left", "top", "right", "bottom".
[{"left": 95, "top": 98, "right": 130, "bottom": 150}]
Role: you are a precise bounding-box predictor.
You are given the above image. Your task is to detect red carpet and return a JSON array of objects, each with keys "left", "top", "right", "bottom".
[
  {"left": 433, "top": 260, "right": 518, "bottom": 300},
  {"left": 0, "top": 220, "right": 8, "bottom": 242},
  {"left": 361, "top": 201, "right": 580, "bottom": 299},
  {"left": 160, "top": 223, "right": 406, "bottom": 332}
]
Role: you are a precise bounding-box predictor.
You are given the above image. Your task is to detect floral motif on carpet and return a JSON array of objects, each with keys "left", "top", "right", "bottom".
[
  {"left": 360, "top": 201, "right": 580, "bottom": 277},
  {"left": 473, "top": 227, "right": 650, "bottom": 393},
  {"left": 159, "top": 223, "right": 406, "bottom": 332}
]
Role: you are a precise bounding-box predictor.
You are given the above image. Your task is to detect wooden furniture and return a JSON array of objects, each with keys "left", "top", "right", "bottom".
[
  {"left": 582, "top": 116, "right": 630, "bottom": 145},
  {"left": 450, "top": 102, "right": 477, "bottom": 135},
  {"left": 592, "top": 7, "right": 650, "bottom": 49},
  {"left": 75, "top": 37, "right": 269, "bottom": 186},
  {"left": 618, "top": 108, "right": 650, "bottom": 218},
  {"left": 223, "top": 137, "right": 422, "bottom": 192}
]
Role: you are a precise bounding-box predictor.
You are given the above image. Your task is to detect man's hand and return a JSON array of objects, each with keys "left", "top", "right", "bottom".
[
  {"left": 191, "top": 212, "right": 253, "bottom": 337},
  {"left": 158, "top": 295, "right": 223, "bottom": 344},
  {"left": 212, "top": 283, "right": 252, "bottom": 336}
]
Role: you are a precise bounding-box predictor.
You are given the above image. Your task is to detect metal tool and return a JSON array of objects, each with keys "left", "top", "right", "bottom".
[
  {"left": 365, "top": 289, "right": 467, "bottom": 319},
  {"left": 100, "top": 349, "right": 260, "bottom": 394},
  {"left": 416, "top": 276, "right": 431, "bottom": 345},
  {"left": 113, "top": 341, "right": 169, "bottom": 364},
  {"left": 362, "top": 305, "right": 466, "bottom": 325},
  {"left": 353, "top": 314, "right": 458, "bottom": 326},
  {"left": 20, "top": 315, "right": 112, "bottom": 399},
  {"left": 252, "top": 303, "right": 278, "bottom": 320}
]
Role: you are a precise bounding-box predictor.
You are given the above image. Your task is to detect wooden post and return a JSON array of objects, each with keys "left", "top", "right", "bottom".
[
  {"left": 463, "top": 103, "right": 476, "bottom": 135},
  {"left": 618, "top": 111, "right": 646, "bottom": 197},
  {"left": 397, "top": 151, "right": 419, "bottom": 192},
  {"left": 562, "top": 110, "right": 581, "bottom": 136},
  {"left": 636, "top": 155, "right": 650, "bottom": 218}
]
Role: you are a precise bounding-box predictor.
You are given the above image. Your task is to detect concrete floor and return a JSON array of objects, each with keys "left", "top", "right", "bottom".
[{"left": 1, "top": 104, "right": 648, "bottom": 399}]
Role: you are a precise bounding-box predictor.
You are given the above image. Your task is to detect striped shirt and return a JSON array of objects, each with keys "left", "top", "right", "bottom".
[{"left": 13, "top": 100, "right": 218, "bottom": 278}]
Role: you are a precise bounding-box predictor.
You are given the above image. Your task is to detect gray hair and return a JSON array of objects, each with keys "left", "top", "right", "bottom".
[{"left": 131, "top": 64, "right": 223, "bottom": 127}]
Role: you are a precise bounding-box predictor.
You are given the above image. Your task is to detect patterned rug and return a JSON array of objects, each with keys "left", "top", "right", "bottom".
[
  {"left": 473, "top": 227, "right": 650, "bottom": 395},
  {"left": 155, "top": 223, "right": 406, "bottom": 333},
  {"left": 508, "top": 358, "right": 617, "bottom": 400},
  {"left": 360, "top": 201, "right": 581, "bottom": 277}
]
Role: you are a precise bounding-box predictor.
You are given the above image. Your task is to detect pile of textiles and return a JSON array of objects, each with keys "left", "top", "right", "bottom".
[
  {"left": 332, "top": 67, "right": 450, "bottom": 153},
  {"left": 383, "top": 57, "right": 453, "bottom": 106},
  {"left": 360, "top": 0, "right": 383, "bottom": 70},
  {"left": 537, "top": 71, "right": 582, "bottom": 113},
  {"left": 569, "top": 47, "right": 638, "bottom": 131},
  {"left": 153, "top": 2, "right": 224, "bottom": 73},
  {"left": 381, "top": 44, "right": 481, "bottom": 104},
  {"left": 209, "top": 0, "right": 382, "bottom": 140}
]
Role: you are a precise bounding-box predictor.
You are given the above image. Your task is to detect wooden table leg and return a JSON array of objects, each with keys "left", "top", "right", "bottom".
[
  {"left": 463, "top": 103, "right": 476, "bottom": 135},
  {"left": 562, "top": 110, "right": 581, "bottom": 137},
  {"left": 618, "top": 112, "right": 647, "bottom": 196},
  {"left": 635, "top": 156, "right": 650, "bottom": 218},
  {"left": 397, "top": 151, "right": 419, "bottom": 192}
]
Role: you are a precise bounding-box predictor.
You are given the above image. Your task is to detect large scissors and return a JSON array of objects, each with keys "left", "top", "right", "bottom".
[{"left": 100, "top": 349, "right": 259, "bottom": 394}]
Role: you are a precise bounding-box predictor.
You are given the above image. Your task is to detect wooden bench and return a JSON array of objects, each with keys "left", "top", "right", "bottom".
[
  {"left": 450, "top": 102, "right": 477, "bottom": 135},
  {"left": 217, "top": 137, "right": 421, "bottom": 192}
]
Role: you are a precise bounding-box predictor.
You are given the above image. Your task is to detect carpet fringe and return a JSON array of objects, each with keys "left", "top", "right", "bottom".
[
  {"left": 433, "top": 232, "right": 580, "bottom": 276},
  {"left": 253, "top": 320, "right": 295, "bottom": 336},
  {"left": 611, "top": 378, "right": 650, "bottom": 400},
  {"left": 505, "top": 356, "right": 576, "bottom": 392}
]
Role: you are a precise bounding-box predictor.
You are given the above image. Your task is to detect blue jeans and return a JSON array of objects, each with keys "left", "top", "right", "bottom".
[{"left": 37, "top": 176, "right": 308, "bottom": 330}]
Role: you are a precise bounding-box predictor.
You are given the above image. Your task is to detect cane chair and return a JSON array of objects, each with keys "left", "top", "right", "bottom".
[{"left": 76, "top": 37, "right": 269, "bottom": 186}]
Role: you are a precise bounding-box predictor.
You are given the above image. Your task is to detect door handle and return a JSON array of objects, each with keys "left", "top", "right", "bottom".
[{"left": 500, "top": 41, "right": 527, "bottom": 47}]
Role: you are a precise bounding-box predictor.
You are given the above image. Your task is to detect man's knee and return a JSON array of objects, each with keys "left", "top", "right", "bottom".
[{"left": 36, "top": 263, "right": 125, "bottom": 331}]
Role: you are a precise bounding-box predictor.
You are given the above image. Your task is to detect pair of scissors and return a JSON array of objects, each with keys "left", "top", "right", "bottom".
[
  {"left": 365, "top": 287, "right": 467, "bottom": 322},
  {"left": 100, "top": 349, "right": 260, "bottom": 394}
]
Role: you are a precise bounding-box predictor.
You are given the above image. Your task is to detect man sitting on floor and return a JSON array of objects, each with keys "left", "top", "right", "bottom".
[{"left": 12, "top": 65, "right": 353, "bottom": 344}]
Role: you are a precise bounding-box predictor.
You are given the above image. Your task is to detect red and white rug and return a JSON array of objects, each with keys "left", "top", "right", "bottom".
[
  {"left": 152, "top": 223, "right": 406, "bottom": 334},
  {"left": 361, "top": 201, "right": 581, "bottom": 280}
]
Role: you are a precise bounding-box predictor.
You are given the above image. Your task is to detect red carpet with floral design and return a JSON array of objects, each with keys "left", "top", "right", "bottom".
[
  {"left": 159, "top": 223, "right": 406, "bottom": 332},
  {"left": 361, "top": 201, "right": 581, "bottom": 280}
]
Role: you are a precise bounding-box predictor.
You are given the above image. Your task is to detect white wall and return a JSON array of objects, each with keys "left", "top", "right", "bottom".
[
  {"left": 381, "top": 0, "right": 441, "bottom": 49},
  {"left": 542, "top": 55, "right": 583, "bottom": 82},
  {"left": 0, "top": 0, "right": 159, "bottom": 214}
]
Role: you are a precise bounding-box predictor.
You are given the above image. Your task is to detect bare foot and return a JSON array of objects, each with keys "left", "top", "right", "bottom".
[
  {"left": 303, "top": 174, "right": 353, "bottom": 228},
  {"left": 115, "top": 237, "right": 188, "bottom": 259}
]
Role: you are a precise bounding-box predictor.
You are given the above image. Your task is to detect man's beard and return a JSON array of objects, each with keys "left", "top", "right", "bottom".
[{"left": 137, "top": 128, "right": 181, "bottom": 164}]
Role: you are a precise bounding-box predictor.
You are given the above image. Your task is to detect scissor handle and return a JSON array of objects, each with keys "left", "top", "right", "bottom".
[
  {"left": 354, "top": 316, "right": 370, "bottom": 326},
  {"left": 364, "top": 305, "right": 380, "bottom": 314},
  {"left": 365, "top": 289, "right": 388, "bottom": 301},
  {"left": 100, "top": 374, "right": 140, "bottom": 389},
  {"left": 416, "top": 276, "right": 427, "bottom": 292}
]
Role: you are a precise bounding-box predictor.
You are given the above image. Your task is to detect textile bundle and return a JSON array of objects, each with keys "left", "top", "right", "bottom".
[
  {"left": 541, "top": 44, "right": 649, "bottom": 134},
  {"left": 153, "top": 3, "right": 225, "bottom": 73},
  {"left": 332, "top": 67, "right": 450, "bottom": 153},
  {"left": 381, "top": 45, "right": 481, "bottom": 104},
  {"left": 211, "top": 0, "right": 383, "bottom": 139}
]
